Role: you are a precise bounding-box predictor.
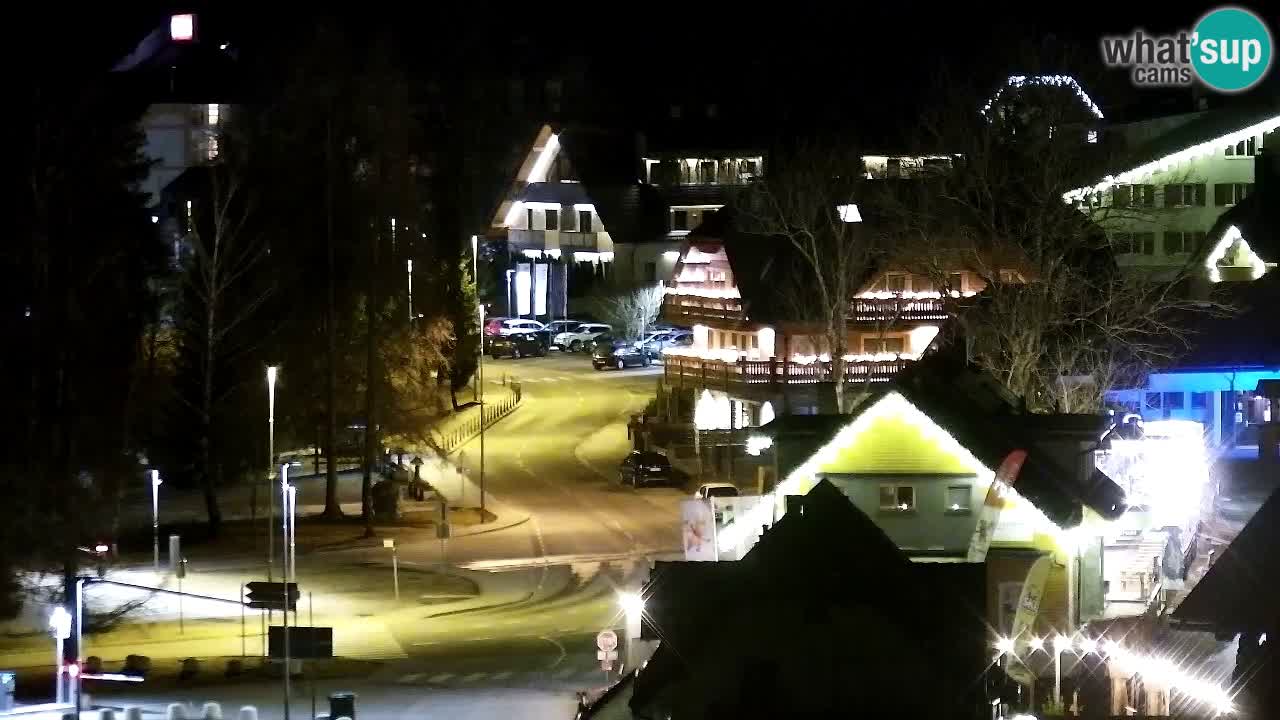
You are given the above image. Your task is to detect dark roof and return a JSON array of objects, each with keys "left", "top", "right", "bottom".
[
  {"left": 1173, "top": 485, "right": 1280, "bottom": 631},
  {"left": 634, "top": 480, "right": 987, "bottom": 717},
  {"left": 517, "top": 181, "right": 592, "bottom": 205},
  {"left": 760, "top": 345, "right": 1125, "bottom": 527},
  {"left": 557, "top": 127, "right": 671, "bottom": 246},
  {"left": 1118, "top": 104, "right": 1279, "bottom": 176}
]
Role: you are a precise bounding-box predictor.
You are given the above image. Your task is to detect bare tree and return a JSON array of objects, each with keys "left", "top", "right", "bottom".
[
  {"left": 179, "top": 164, "right": 272, "bottom": 533},
  {"left": 594, "top": 284, "right": 665, "bottom": 341},
  {"left": 742, "top": 142, "right": 879, "bottom": 411},
  {"left": 872, "top": 74, "right": 1222, "bottom": 413}
]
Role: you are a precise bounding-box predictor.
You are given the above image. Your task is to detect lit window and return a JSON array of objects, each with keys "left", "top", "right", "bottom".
[
  {"left": 170, "top": 14, "right": 195, "bottom": 42},
  {"left": 1087, "top": 130, "right": 1098, "bottom": 144},
  {"left": 207, "top": 103, "right": 220, "bottom": 126},
  {"left": 880, "top": 485, "right": 916, "bottom": 512},
  {"left": 946, "top": 486, "right": 971, "bottom": 513},
  {"left": 837, "top": 204, "right": 862, "bottom": 223},
  {"left": 863, "top": 336, "right": 905, "bottom": 354}
]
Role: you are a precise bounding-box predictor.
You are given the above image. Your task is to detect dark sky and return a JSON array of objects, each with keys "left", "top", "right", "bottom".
[{"left": 25, "top": 2, "right": 1280, "bottom": 128}]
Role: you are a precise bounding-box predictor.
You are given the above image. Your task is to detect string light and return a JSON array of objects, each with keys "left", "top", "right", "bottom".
[
  {"left": 1064, "top": 114, "right": 1280, "bottom": 203},
  {"left": 983, "top": 75, "right": 1105, "bottom": 119}
]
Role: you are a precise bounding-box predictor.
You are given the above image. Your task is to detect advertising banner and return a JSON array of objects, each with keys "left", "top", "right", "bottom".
[{"left": 681, "top": 500, "right": 717, "bottom": 561}]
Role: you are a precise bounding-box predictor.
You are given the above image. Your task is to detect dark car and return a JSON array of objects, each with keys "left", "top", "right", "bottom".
[
  {"left": 592, "top": 341, "right": 651, "bottom": 370},
  {"left": 488, "top": 332, "right": 547, "bottom": 359},
  {"left": 618, "top": 451, "right": 674, "bottom": 487}
]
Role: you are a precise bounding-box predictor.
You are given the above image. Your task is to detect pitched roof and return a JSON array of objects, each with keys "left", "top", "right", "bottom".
[
  {"left": 1173, "top": 485, "right": 1280, "bottom": 630},
  {"left": 760, "top": 345, "right": 1125, "bottom": 527}
]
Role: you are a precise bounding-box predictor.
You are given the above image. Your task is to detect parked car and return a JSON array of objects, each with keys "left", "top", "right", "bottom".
[
  {"left": 483, "top": 316, "right": 509, "bottom": 336},
  {"left": 488, "top": 332, "right": 547, "bottom": 359},
  {"left": 641, "top": 329, "right": 692, "bottom": 356},
  {"left": 555, "top": 323, "right": 612, "bottom": 352},
  {"left": 694, "top": 482, "right": 741, "bottom": 522},
  {"left": 618, "top": 450, "right": 674, "bottom": 487},
  {"left": 593, "top": 341, "right": 652, "bottom": 370},
  {"left": 492, "top": 318, "right": 545, "bottom": 336},
  {"left": 539, "top": 319, "right": 584, "bottom": 348}
]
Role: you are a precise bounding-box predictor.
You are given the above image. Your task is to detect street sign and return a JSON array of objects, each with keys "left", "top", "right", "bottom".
[
  {"left": 596, "top": 650, "right": 618, "bottom": 661},
  {"left": 268, "top": 626, "right": 333, "bottom": 659},
  {"left": 596, "top": 629, "right": 618, "bottom": 653},
  {"left": 245, "top": 582, "right": 299, "bottom": 611}
]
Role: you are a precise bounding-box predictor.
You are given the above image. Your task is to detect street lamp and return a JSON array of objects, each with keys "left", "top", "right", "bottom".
[
  {"left": 618, "top": 591, "right": 645, "bottom": 671},
  {"left": 49, "top": 607, "right": 71, "bottom": 703},
  {"left": 267, "top": 366, "right": 278, "bottom": 584},
  {"left": 281, "top": 461, "right": 301, "bottom": 596},
  {"left": 150, "top": 470, "right": 162, "bottom": 573},
  {"left": 280, "top": 459, "right": 300, "bottom": 720},
  {"left": 383, "top": 538, "right": 399, "bottom": 600},
  {"left": 478, "top": 302, "right": 486, "bottom": 519},
  {"left": 1053, "top": 634, "right": 1072, "bottom": 707},
  {"left": 407, "top": 259, "right": 414, "bottom": 322}
]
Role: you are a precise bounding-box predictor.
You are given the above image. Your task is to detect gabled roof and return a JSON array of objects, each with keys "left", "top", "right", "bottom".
[
  {"left": 1173, "top": 485, "right": 1279, "bottom": 631},
  {"left": 760, "top": 345, "right": 1125, "bottom": 527}
]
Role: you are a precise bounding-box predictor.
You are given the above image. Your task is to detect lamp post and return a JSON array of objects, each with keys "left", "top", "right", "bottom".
[
  {"left": 267, "top": 366, "right": 278, "bottom": 585},
  {"left": 150, "top": 470, "right": 162, "bottom": 573},
  {"left": 383, "top": 538, "right": 399, "bottom": 600},
  {"left": 280, "top": 461, "right": 296, "bottom": 720},
  {"left": 49, "top": 607, "right": 71, "bottom": 704},
  {"left": 619, "top": 591, "right": 644, "bottom": 671},
  {"left": 1053, "top": 634, "right": 1072, "bottom": 708},
  {"left": 477, "top": 302, "right": 487, "bottom": 519},
  {"left": 407, "top": 259, "right": 414, "bottom": 323}
]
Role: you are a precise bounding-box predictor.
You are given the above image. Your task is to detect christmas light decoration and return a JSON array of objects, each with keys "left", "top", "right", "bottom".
[{"left": 983, "top": 74, "right": 1105, "bottom": 119}]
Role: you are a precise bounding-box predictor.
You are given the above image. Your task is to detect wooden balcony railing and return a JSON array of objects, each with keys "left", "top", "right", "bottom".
[
  {"left": 850, "top": 296, "right": 948, "bottom": 323},
  {"left": 663, "top": 355, "right": 909, "bottom": 386},
  {"left": 662, "top": 297, "right": 744, "bottom": 324}
]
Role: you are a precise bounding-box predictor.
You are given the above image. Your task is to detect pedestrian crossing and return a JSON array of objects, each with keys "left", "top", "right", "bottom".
[{"left": 391, "top": 661, "right": 610, "bottom": 689}]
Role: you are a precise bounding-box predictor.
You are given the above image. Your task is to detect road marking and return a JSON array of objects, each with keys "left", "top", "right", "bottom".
[
  {"left": 541, "top": 635, "right": 567, "bottom": 670},
  {"left": 428, "top": 673, "right": 454, "bottom": 683},
  {"left": 460, "top": 672, "right": 485, "bottom": 683},
  {"left": 492, "top": 670, "right": 514, "bottom": 681},
  {"left": 398, "top": 673, "right": 424, "bottom": 684}
]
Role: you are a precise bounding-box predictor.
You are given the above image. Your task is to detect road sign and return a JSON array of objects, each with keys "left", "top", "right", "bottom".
[
  {"left": 596, "top": 650, "right": 618, "bottom": 661},
  {"left": 245, "top": 582, "right": 299, "bottom": 611},
  {"left": 596, "top": 629, "right": 618, "bottom": 653},
  {"left": 268, "top": 626, "right": 333, "bottom": 659}
]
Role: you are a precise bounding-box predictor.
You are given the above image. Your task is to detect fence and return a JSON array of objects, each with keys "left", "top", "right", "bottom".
[
  {"left": 664, "top": 356, "right": 908, "bottom": 387},
  {"left": 437, "top": 386, "right": 522, "bottom": 454}
]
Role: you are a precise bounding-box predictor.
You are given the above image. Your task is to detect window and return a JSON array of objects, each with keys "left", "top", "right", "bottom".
[
  {"left": 1225, "top": 136, "right": 1259, "bottom": 157},
  {"left": 1163, "top": 392, "right": 1185, "bottom": 410},
  {"left": 1163, "top": 231, "right": 1206, "bottom": 255},
  {"left": 1136, "top": 232, "right": 1156, "bottom": 255},
  {"left": 672, "top": 210, "right": 689, "bottom": 231},
  {"left": 863, "top": 336, "right": 905, "bottom": 354},
  {"left": 1214, "top": 183, "right": 1253, "bottom": 206},
  {"left": 879, "top": 484, "right": 916, "bottom": 512},
  {"left": 699, "top": 161, "right": 716, "bottom": 183},
  {"left": 912, "top": 275, "right": 935, "bottom": 292},
  {"left": 1087, "top": 130, "right": 1098, "bottom": 144},
  {"left": 526, "top": 208, "right": 535, "bottom": 230},
  {"left": 1191, "top": 392, "right": 1209, "bottom": 409},
  {"left": 948, "top": 273, "right": 965, "bottom": 292},
  {"left": 544, "top": 209, "right": 558, "bottom": 231},
  {"left": 886, "top": 274, "right": 907, "bottom": 292},
  {"left": 1135, "top": 184, "right": 1155, "bottom": 207},
  {"left": 946, "top": 486, "right": 971, "bottom": 513},
  {"left": 1164, "top": 183, "right": 1206, "bottom": 207},
  {"left": 579, "top": 210, "right": 592, "bottom": 233},
  {"left": 1145, "top": 392, "right": 1162, "bottom": 410}
]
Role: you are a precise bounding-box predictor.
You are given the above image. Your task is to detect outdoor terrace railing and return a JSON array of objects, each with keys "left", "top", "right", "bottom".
[
  {"left": 663, "top": 355, "right": 909, "bottom": 386},
  {"left": 850, "top": 296, "right": 949, "bottom": 323}
]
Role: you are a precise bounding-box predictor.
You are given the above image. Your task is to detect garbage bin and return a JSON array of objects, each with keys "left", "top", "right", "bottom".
[
  {"left": 328, "top": 692, "right": 356, "bottom": 720},
  {"left": 0, "top": 671, "right": 15, "bottom": 711}
]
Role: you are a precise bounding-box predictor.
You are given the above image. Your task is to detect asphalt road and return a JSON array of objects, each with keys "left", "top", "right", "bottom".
[{"left": 8, "top": 350, "right": 681, "bottom": 719}]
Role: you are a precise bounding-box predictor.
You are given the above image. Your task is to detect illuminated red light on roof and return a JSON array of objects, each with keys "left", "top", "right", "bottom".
[{"left": 170, "top": 14, "right": 195, "bottom": 42}]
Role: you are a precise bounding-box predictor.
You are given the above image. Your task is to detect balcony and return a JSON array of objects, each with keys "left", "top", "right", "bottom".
[
  {"left": 662, "top": 355, "right": 909, "bottom": 387},
  {"left": 507, "top": 228, "right": 604, "bottom": 252},
  {"left": 850, "top": 296, "right": 948, "bottom": 323},
  {"left": 663, "top": 297, "right": 745, "bottom": 325}
]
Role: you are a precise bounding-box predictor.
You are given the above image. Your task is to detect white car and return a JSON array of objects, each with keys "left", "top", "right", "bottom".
[
  {"left": 554, "top": 323, "right": 612, "bottom": 352},
  {"left": 497, "top": 318, "right": 545, "bottom": 336}
]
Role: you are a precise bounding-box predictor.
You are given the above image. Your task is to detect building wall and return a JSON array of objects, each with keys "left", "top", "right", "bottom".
[
  {"left": 613, "top": 241, "right": 682, "bottom": 287},
  {"left": 140, "top": 102, "right": 216, "bottom": 205},
  {"left": 1090, "top": 133, "right": 1267, "bottom": 272},
  {"left": 1107, "top": 368, "right": 1280, "bottom": 445}
]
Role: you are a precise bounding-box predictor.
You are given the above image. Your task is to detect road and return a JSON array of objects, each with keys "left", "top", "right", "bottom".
[{"left": 6, "top": 351, "right": 681, "bottom": 719}]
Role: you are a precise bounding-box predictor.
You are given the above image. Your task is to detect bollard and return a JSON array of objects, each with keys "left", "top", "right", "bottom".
[
  {"left": 202, "top": 702, "right": 223, "bottom": 720},
  {"left": 167, "top": 703, "right": 189, "bottom": 720},
  {"left": 124, "top": 708, "right": 144, "bottom": 720},
  {"left": 101, "top": 710, "right": 117, "bottom": 720},
  {"left": 180, "top": 658, "right": 201, "bottom": 680},
  {"left": 237, "top": 707, "right": 258, "bottom": 720}
]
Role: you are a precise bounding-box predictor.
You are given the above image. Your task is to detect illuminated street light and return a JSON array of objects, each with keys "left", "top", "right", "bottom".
[
  {"left": 1029, "top": 636, "right": 1045, "bottom": 652},
  {"left": 150, "top": 470, "right": 162, "bottom": 573},
  {"left": 618, "top": 591, "right": 645, "bottom": 619},
  {"left": 1079, "top": 636, "right": 1098, "bottom": 655},
  {"left": 994, "top": 636, "right": 1015, "bottom": 655},
  {"left": 49, "top": 607, "right": 71, "bottom": 703},
  {"left": 266, "top": 366, "right": 278, "bottom": 586}
]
